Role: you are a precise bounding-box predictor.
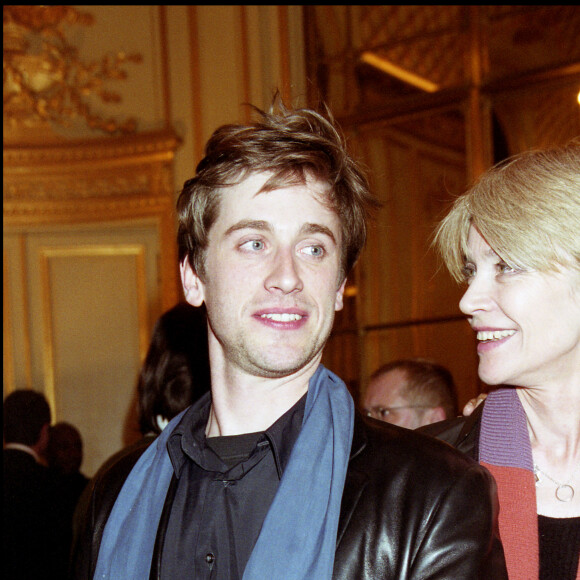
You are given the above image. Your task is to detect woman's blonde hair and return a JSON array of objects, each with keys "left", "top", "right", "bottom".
[{"left": 435, "top": 140, "right": 580, "bottom": 281}]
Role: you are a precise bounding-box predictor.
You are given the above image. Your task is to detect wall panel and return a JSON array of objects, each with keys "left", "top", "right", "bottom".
[
  {"left": 42, "top": 245, "right": 146, "bottom": 475},
  {"left": 346, "top": 114, "right": 470, "bottom": 404},
  {"left": 6, "top": 226, "right": 161, "bottom": 476}
]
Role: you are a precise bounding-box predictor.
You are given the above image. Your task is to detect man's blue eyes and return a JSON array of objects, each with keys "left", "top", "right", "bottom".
[
  {"left": 304, "top": 246, "right": 324, "bottom": 257},
  {"left": 240, "top": 240, "right": 325, "bottom": 256},
  {"left": 239, "top": 240, "right": 264, "bottom": 251}
]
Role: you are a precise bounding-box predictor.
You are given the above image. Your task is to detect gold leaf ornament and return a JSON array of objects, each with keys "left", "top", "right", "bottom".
[{"left": 3, "top": 5, "right": 142, "bottom": 135}]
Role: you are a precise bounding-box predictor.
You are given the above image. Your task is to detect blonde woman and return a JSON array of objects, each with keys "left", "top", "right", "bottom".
[{"left": 425, "top": 140, "right": 580, "bottom": 580}]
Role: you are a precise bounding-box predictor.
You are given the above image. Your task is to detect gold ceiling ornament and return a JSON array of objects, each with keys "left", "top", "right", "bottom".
[{"left": 3, "top": 5, "right": 143, "bottom": 136}]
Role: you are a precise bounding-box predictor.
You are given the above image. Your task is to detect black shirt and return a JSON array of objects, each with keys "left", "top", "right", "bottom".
[
  {"left": 162, "top": 391, "right": 306, "bottom": 579},
  {"left": 539, "top": 515, "right": 580, "bottom": 580}
]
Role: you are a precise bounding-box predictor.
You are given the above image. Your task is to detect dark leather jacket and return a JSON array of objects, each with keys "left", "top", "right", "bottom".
[
  {"left": 72, "top": 410, "right": 506, "bottom": 579},
  {"left": 418, "top": 401, "right": 484, "bottom": 460}
]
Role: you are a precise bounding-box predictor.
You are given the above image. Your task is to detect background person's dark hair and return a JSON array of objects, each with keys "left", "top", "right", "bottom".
[
  {"left": 3, "top": 389, "right": 51, "bottom": 446},
  {"left": 46, "top": 422, "right": 84, "bottom": 475},
  {"left": 370, "top": 358, "right": 458, "bottom": 419},
  {"left": 137, "top": 302, "right": 211, "bottom": 435}
]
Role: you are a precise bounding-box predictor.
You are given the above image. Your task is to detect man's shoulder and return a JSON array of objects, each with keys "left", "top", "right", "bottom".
[
  {"left": 418, "top": 402, "right": 483, "bottom": 459},
  {"left": 77, "top": 436, "right": 156, "bottom": 531},
  {"left": 337, "top": 411, "right": 507, "bottom": 580},
  {"left": 3, "top": 447, "right": 48, "bottom": 483},
  {"left": 71, "top": 435, "right": 157, "bottom": 577},
  {"left": 351, "top": 412, "right": 485, "bottom": 484},
  {"left": 4, "top": 446, "right": 37, "bottom": 465},
  {"left": 90, "top": 436, "right": 156, "bottom": 499}
]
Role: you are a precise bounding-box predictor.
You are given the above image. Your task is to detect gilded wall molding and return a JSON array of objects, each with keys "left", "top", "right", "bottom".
[
  {"left": 3, "top": 130, "right": 181, "bottom": 226},
  {"left": 3, "top": 248, "right": 16, "bottom": 391},
  {"left": 5, "top": 174, "right": 155, "bottom": 202},
  {"left": 3, "top": 198, "right": 173, "bottom": 226},
  {"left": 3, "top": 131, "right": 181, "bottom": 165}
]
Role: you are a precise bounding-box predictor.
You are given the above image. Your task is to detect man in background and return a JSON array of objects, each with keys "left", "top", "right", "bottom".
[
  {"left": 45, "top": 422, "right": 90, "bottom": 578},
  {"left": 3, "top": 389, "right": 60, "bottom": 579},
  {"left": 363, "top": 358, "right": 458, "bottom": 429}
]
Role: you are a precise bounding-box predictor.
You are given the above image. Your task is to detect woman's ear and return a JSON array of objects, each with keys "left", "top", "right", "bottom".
[{"left": 180, "top": 260, "right": 205, "bottom": 307}]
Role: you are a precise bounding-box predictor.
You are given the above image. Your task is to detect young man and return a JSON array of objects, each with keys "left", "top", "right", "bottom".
[{"left": 73, "top": 102, "right": 507, "bottom": 579}]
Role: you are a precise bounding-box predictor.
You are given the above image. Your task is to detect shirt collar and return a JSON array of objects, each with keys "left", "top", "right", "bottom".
[
  {"left": 167, "top": 391, "right": 306, "bottom": 480},
  {"left": 4, "top": 442, "right": 43, "bottom": 464},
  {"left": 264, "top": 393, "right": 306, "bottom": 478}
]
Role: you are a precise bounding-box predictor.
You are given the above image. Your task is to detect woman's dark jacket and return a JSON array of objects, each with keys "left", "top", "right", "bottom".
[{"left": 72, "top": 408, "right": 506, "bottom": 579}]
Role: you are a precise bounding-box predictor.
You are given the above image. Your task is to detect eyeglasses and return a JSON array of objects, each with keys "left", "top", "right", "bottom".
[{"left": 364, "top": 405, "right": 433, "bottom": 421}]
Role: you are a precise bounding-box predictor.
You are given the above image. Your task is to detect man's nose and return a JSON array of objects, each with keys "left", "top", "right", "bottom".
[{"left": 264, "top": 248, "right": 304, "bottom": 294}]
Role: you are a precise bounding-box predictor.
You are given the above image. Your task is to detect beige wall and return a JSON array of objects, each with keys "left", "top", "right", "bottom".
[{"left": 166, "top": 6, "right": 307, "bottom": 191}]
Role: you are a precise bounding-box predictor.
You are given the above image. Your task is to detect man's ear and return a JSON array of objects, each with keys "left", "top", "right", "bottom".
[
  {"left": 335, "top": 278, "right": 347, "bottom": 312},
  {"left": 180, "top": 259, "right": 205, "bottom": 307}
]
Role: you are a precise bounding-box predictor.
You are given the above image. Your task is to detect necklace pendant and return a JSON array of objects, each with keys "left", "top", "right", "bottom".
[{"left": 555, "top": 484, "right": 574, "bottom": 502}]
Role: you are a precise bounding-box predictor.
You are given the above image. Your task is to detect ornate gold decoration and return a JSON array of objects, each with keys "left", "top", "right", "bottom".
[
  {"left": 3, "top": 129, "right": 180, "bottom": 225},
  {"left": 3, "top": 5, "right": 143, "bottom": 135},
  {"left": 3, "top": 128, "right": 182, "bottom": 318}
]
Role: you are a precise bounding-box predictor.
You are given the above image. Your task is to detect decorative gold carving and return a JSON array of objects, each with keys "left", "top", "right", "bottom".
[
  {"left": 4, "top": 173, "right": 151, "bottom": 201},
  {"left": 3, "top": 5, "right": 143, "bottom": 136},
  {"left": 3, "top": 129, "right": 180, "bottom": 226}
]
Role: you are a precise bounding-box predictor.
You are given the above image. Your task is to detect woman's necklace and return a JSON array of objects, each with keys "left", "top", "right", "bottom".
[{"left": 533, "top": 463, "right": 580, "bottom": 502}]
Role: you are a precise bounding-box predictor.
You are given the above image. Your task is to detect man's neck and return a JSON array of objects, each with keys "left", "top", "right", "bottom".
[{"left": 206, "top": 361, "right": 318, "bottom": 437}]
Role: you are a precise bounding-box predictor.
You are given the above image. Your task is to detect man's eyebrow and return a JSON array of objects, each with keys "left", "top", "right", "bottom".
[
  {"left": 223, "top": 220, "right": 337, "bottom": 244},
  {"left": 301, "top": 223, "right": 337, "bottom": 244},
  {"left": 224, "top": 220, "right": 272, "bottom": 237}
]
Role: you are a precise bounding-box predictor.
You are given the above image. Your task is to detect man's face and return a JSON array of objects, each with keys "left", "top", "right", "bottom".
[
  {"left": 181, "top": 171, "right": 346, "bottom": 380},
  {"left": 363, "top": 369, "right": 429, "bottom": 429}
]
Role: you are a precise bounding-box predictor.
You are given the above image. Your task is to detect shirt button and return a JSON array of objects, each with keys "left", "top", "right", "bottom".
[{"left": 205, "top": 553, "right": 215, "bottom": 564}]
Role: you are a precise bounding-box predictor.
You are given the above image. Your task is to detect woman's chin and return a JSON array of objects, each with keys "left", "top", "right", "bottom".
[{"left": 478, "top": 366, "right": 510, "bottom": 387}]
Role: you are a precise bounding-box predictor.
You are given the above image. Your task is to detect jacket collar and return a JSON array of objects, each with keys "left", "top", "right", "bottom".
[
  {"left": 349, "top": 410, "right": 368, "bottom": 460},
  {"left": 455, "top": 400, "right": 484, "bottom": 457},
  {"left": 4, "top": 442, "right": 43, "bottom": 464},
  {"left": 337, "top": 411, "right": 370, "bottom": 546}
]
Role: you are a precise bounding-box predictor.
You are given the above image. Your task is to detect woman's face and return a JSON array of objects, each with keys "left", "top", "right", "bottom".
[{"left": 459, "top": 226, "right": 580, "bottom": 388}]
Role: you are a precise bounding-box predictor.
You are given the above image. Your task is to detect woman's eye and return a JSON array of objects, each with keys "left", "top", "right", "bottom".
[
  {"left": 497, "top": 262, "right": 519, "bottom": 274},
  {"left": 461, "top": 264, "right": 475, "bottom": 280}
]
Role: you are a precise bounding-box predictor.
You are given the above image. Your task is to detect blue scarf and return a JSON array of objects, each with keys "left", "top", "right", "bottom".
[{"left": 94, "top": 365, "right": 354, "bottom": 579}]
